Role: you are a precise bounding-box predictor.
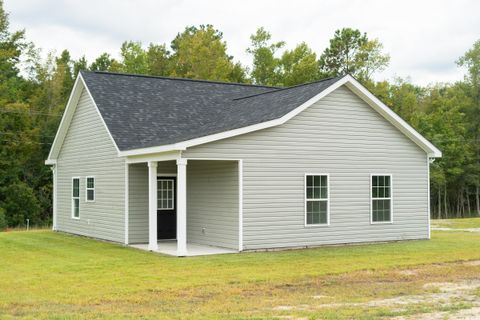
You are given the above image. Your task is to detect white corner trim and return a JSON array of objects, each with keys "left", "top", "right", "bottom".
[
  {"left": 46, "top": 73, "right": 121, "bottom": 163},
  {"left": 238, "top": 159, "right": 243, "bottom": 252},
  {"left": 124, "top": 162, "right": 129, "bottom": 245},
  {"left": 120, "top": 75, "right": 441, "bottom": 158},
  {"left": 51, "top": 165, "right": 57, "bottom": 231},
  {"left": 427, "top": 155, "right": 431, "bottom": 239}
]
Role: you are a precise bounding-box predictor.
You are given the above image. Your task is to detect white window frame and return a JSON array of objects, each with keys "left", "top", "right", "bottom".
[
  {"left": 370, "top": 174, "right": 393, "bottom": 224},
  {"left": 85, "top": 176, "right": 95, "bottom": 202},
  {"left": 304, "top": 173, "right": 330, "bottom": 227},
  {"left": 72, "top": 177, "right": 80, "bottom": 219},
  {"left": 157, "top": 178, "right": 175, "bottom": 211}
]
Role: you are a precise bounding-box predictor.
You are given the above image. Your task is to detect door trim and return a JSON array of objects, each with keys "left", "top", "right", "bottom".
[{"left": 157, "top": 176, "right": 177, "bottom": 240}]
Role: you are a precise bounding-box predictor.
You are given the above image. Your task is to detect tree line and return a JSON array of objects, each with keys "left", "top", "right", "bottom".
[{"left": 0, "top": 0, "right": 478, "bottom": 228}]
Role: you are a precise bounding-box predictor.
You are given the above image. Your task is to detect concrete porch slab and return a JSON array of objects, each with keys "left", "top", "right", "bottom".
[{"left": 130, "top": 240, "right": 238, "bottom": 256}]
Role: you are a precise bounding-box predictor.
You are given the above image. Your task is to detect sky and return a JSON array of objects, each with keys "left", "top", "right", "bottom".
[{"left": 5, "top": 0, "right": 480, "bottom": 86}]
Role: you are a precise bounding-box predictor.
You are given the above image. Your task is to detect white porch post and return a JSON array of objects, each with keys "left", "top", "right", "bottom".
[
  {"left": 51, "top": 165, "right": 57, "bottom": 231},
  {"left": 176, "top": 158, "right": 188, "bottom": 256},
  {"left": 148, "top": 161, "right": 158, "bottom": 251}
]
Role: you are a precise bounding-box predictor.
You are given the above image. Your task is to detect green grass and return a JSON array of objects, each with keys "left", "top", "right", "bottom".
[
  {"left": 431, "top": 217, "right": 480, "bottom": 229},
  {"left": 1, "top": 219, "right": 480, "bottom": 319}
]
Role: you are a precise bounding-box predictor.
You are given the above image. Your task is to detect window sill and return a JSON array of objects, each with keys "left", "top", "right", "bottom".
[
  {"left": 305, "top": 223, "right": 330, "bottom": 228},
  {"left": 71, "top": 217, "right": 80, "bottom": 220},
  {"left": 370, "top": 221, "right": 393, "bottom": 225}
]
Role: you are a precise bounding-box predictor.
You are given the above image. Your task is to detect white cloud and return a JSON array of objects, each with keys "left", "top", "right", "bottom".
[{"left": 5, "top": 0, "right": 479, "bottom": 85}]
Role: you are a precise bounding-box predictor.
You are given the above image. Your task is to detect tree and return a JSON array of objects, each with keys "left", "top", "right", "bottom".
[
  {"left": 319, "top": 28, "right": 390, "bottom": 81},
  {"left": 119, "top": 41, "right": 148, "bottom": 74},
  {"left": 170, "top": 25, "right": 247, "bottom": 82},
  {"left": 247, "top": 27, "right": 284, "bottom": 85},
  {"left": 73, "top": 55, "right": 88, "bottom": 77},
  {"left": 278, "top": 42, "right": 321, "bottom": 86},
  {"left": 418, "top": 84, "right": 474, "bottom": 218},
  {"left": 55, "top": 49, "right": 74, "bottom": 98},
  {"left": 90, "top": 52, "right": 115, "bottom": 72},
  {"left": 171, "top": 25, "right": 246, "bottom": 82},
  {"left": 0, "top": 0, "right": 28, "bottom": 103},
  {"left": 146, "top": 43, "right": 171, "bottom": 76},
  {"left": 457, "top": 40, "right": 480, "bottom": 216}
]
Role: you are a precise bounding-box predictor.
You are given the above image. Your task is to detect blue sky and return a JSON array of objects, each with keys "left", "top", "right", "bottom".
[{"left": 6, "top": 0, "right": 480, "bottom": 85}]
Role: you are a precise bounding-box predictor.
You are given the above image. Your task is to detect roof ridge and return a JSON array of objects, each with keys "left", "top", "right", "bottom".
[
  {"left": 81, "top": 70, "right": 280, "bottom": 89},
  {"left": 232, "top": 76, "right": 340, "bottom": 101}
]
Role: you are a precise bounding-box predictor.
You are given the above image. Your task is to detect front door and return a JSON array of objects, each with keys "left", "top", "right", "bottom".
[{"left": 157, "top": 177, "right": 176, "bottom": 239}]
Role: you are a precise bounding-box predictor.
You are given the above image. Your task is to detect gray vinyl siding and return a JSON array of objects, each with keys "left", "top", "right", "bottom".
[
  {"left": 56, "top": 89, "right": 125, "bottom": 242},
  {"left": 128, "top": 161, "right": 176, "bottom": 243},
  {"left": 183, "top": 85, "right": 429, "bottom": 250},
  {"left": 128, "top": 163, "right": 148, "bottom": 243},
  {"left": 187, "top": 160, "right": 238, "bottom": 249}
]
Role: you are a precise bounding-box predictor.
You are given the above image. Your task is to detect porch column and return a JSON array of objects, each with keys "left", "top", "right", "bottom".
[
  {"left": 148, "top": 161, "right": 158, "bottom": 251},
  {"left": 176, "top": 158, "right": 188, "bottom": 256}
]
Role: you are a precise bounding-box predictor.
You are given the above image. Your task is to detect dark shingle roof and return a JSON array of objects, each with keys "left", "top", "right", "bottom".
[{"left": 81, "top": 71, "right": 342, "bottom": 151}]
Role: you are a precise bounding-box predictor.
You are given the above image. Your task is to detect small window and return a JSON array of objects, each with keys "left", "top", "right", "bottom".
[
  {"left": 305, "top": 174, "right": 329, "bottom": 225},
  {"left": 86, "top": 177, "right": 95, "bottom": 202},
  {"left": 158, "top": 179, "right": 175, "bottom": 210},
  {"left": 371, "top": 175, "right": 392, "bottom": 223},
  {"left": 72, "top": 177, "right": 80, "bottom": 219}
]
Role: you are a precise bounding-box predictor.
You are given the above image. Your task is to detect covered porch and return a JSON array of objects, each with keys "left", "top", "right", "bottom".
[
  {"left": 130, "top": 240, "right": 237, "bottom": 256},
  {"left": 125, "top": 153, "right": 242, "bottom": 256}
]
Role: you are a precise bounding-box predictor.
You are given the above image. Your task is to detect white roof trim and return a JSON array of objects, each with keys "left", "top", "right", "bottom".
[
  {"left": 121, "top": 75, "right": 441, "bottom": 158},
  {"left": 46, "top": 73, "right": 441, "bottom": 160},
  {"left": 45, "top": 73, "right": 120, "bottom": 164},
  {"left": 343, "top": 76, "right": 441, "bottom": 158}
]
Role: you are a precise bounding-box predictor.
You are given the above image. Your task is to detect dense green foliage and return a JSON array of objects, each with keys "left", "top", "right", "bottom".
[{"left": 0, "top": 0, "right": 478, "bottom": 226}]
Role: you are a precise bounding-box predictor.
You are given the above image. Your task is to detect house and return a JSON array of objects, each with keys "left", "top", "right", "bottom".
[{"left": 45, "top": 71, "right": 441, "bottom": 256}]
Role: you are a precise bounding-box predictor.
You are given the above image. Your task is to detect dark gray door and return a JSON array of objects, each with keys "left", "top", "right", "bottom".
[{"left": 157, "top": 177, "right": 176, "bottom": 239}]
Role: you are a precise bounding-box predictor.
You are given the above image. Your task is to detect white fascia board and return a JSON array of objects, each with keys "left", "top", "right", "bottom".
[
  {"left": 45, "top": 159, "right": 57, "bottom": 165},
  {"left": 119, "top": 74, "right": 441, "bottom": 158},
  {"left": 119, "top": 77, "right": 351, "bottom": 157},
  {"left": 125, "top": 150, "right": 182, "bottom": 164},
  {"left": 46, "top": 75, "right": 84, "bottom": 163},
  {"left": 119, "top": 144, "right": 186, "bottom": 157},
  {"left": 80, "top": 75, "right": 121, "bottom": 154},
  {"left": 46, "top": 73, "right": 121, "bottom": 163}
]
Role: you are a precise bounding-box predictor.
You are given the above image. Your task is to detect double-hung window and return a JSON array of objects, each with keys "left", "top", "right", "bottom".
[
  {"left": 72, "top": 177, "right": 80, "bottom": 219},
  {"left": 371, "top": 175, "right": 392, "bottom": 223},
  {"left": 86, "top": 177, "right": 95, "bottom": 202},
  {"left": 305, "top": 174, "right": 329, "bottom": 225}
]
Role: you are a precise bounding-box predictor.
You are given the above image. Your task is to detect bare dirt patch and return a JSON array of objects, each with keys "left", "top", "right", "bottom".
[{"left": 271, "top": 262, "right": 480, "bottom": 318}]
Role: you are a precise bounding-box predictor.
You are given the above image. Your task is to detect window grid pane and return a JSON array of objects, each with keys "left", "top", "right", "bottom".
[
  {"left": 73, "top": 179, "right": 79, "bottom": 197},
  {"left": 306, "top": 175, "right": 328, "bottom": 200},
  {"left": 371, "top": 175, "right": 391, "bottom": 222},
  {"left": 306, "top": 200, "right": 328, "bottom": 225},
  {"left": 158, "top": 179, "right": 174, "bottom": 210}
]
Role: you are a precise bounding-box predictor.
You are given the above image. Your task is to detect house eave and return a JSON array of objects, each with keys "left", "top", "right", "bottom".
[{"left": 116, "top": 75, "right": 442, "bottom": 159}]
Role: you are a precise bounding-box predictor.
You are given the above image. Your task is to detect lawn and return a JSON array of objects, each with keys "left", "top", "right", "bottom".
[
  {"left": 1, "top": 218, "right": 480, "bottom": 319},
  {"left": 431, "top": 217, "right": 480, "bottom": 229}
]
